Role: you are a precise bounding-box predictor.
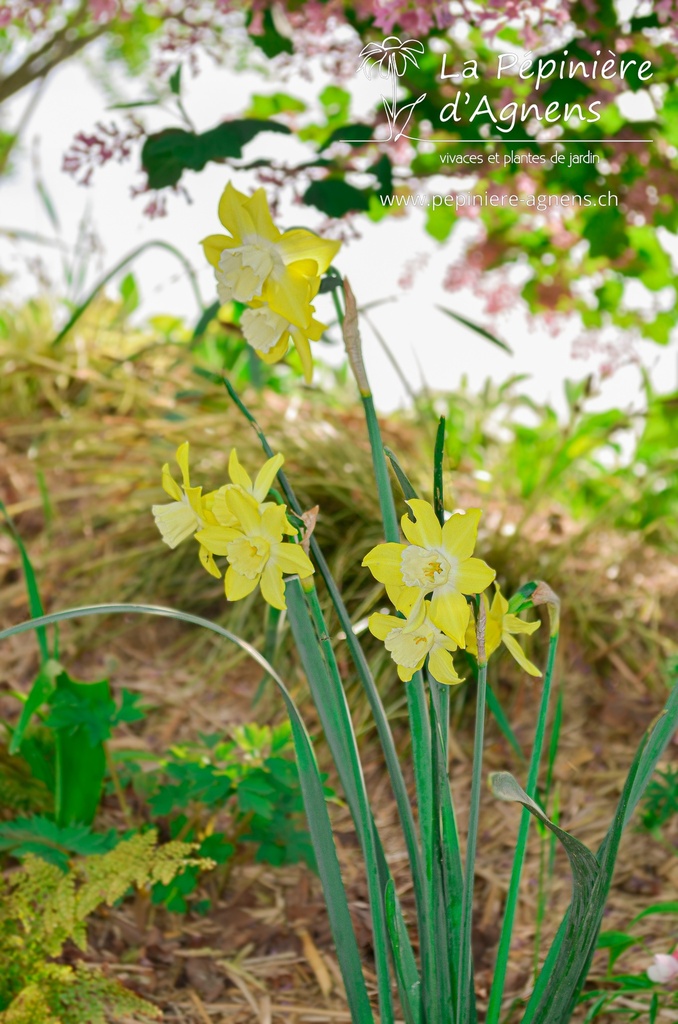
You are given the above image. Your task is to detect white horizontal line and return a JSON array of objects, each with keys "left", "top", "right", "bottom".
[{"left": 339, "top": 138, "right": 653, "bottom": 144}]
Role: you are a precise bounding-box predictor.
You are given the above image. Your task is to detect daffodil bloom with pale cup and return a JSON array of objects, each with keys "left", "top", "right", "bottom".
[
  {"left": 369, "top": 599, "right": 464, "bottom": 685},
  {"left": 239, "top": 299, "right": 327, "bottom": 383},
  {"left": 466, "top": 585, "right": 542, "bottom": 676},
  {"left": 363, "top": 499, "right": 496, "bottom": 646},
  {"left": 196, "top": 489, "right": 314, "bottom": 611},
  {"left": 151, "top": 442, "right": 223, "bottom": 577},
  {"left": 202, "top": 182, "right": 341, "bottom": 327}
]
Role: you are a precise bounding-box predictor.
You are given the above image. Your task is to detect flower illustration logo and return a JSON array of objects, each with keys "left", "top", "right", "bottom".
[{"left": 357, "top": 36, "right": 427, "bottom": 141}]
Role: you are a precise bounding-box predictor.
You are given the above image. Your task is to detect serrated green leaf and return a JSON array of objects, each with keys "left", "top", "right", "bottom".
[{"left": 0, "top": 815, "right": 117, "bottom": 870}]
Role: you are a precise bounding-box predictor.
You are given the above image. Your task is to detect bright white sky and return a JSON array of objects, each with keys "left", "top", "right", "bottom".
[{"left": 1, "top": 40, "right": 676, "bottom": 417}]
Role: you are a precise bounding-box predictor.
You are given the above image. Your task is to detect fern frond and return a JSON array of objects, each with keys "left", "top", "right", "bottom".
[
  {"left": 0, "top": 963, "right": 161, "bottom": 1024},
  {"left": 1, "top": 830, "right": 212, "bottom": 1019}
]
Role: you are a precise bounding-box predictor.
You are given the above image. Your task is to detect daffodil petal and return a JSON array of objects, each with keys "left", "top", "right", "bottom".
[
  {"left": 502, "top": 633, "right": 542, "bottom": 677},
  {"left": 397, "top": 661, "right": 419, "bottom": 682},
  {"left": 362, "top": 542, "right": 407, "bottom": 585},
  {"left": 290, "top": 327, "right": 313, "bottom": 383},
  {"left": 261, "top": 503, "right": 294, "bottom": 541},
  {"left": 199, "top": 545, "right": 222, "bottom": 579},
  {"left": 402, "top": 499, "right": 443, "bottom": 548},
  {"left": 456, "top": 557, "right": 496, "bottom": 595},
  {"left": 307, "top": 315, "right": 327, "bottom": 341},
  {"left": 465, "top": 614, "right": 478, "bottom": 657},
  {"left": 401, "top": 597, "right": 427, "bottom": 632},
  {"left": 256, "top": 333, "right": 290, "bottom": 365},
  {"left": 260, "top": 562, "right": 286, "bottom": 610},
  {"left": 428, "top": 647, "right": 464, "bottom": 686},
  {"left": 368, "top": 612, "right": 403, "bottom": 641},
  {"left": 264, "top": 272, "right": 313, "bottom": 327},
  {"left": 228, "top": 449, "right": 253, "bottom": 491},
  {"left": 201, "top": 233, "right": 235, "bottom": 268},
  {"left": 429, "top": 588, "right": 470, "bottom": 647},
  {"left": 212, "top": 486, "right": 239, "bottom": 527},
  {"left": 253, "top": 452, "right": 284, "bottom": 502},
  {"left": 161, "top": 463, "right": 182, "bottom": 502},
  {"left": 245, "top": 188, "right": 280, "bottom": 242},
  {"left": 175, "top": 442, "right": 191, "bottom": 488},
  {"left": 273, "top": 542, "right": 314, "bottom": 578},
  {"left": 390, "top": 585, "right": 420, "bottom": 615},
  {"left": 195, "top": 524, "right": 241, "bottom": 555},
  {"left": 278, "top": 230, "right": 341, "bottom": 273},
  {"left": 503, "top": 614, "right": 541, "bottom": 636},
  {"left": 442, "top": 508, "right": 482, "bottom": 560},
  {"left": 218, "top": 181, "right": 254, "bottom": 238},
  {"left": 492, "top": 586, "right": 509, "bottom": 617},
  {"left": 184, "top": 485, "right": 204, "bottom": 518},
  {"left": 225, "top": 565, "right": 259, "bottom": 602},
  {"left": 224, "top": 488, "right": 262, "bottom": 535}
]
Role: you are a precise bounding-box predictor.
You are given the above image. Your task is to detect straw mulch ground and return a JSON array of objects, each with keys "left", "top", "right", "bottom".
[{"left": 1, "top": 326, "right": 677, "bottom": 1023}]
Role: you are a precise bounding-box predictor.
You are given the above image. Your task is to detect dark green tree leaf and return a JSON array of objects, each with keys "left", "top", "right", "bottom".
[
  {"left": 303, "top": 179, "right": 371, "bottom": 217},
  {"left": 142, "top": 119, "right": 291, "bottom": 189}
]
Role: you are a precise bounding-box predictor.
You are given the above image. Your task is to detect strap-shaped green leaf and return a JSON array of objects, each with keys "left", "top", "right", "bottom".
[
  {"left": 9, "top": 660, "right": 61, "bottom": 755},
  {"left": 491, "top": 772, "right": 600, "bottom": 1024},
  {"left": 52, "top": 671, "right": 111, "bottom": 827},
  {"left": 287, "top": 579, "right": 395, "bottom": 1024},
  {"left": 1, "top": 500, "right": 53, "bottom": 663},
  {"left": 385, "top": 879, "right": 421, "bottom": 1024},
  {"left": 516, "top": 673, "right": 678, "bottom": 1024}
]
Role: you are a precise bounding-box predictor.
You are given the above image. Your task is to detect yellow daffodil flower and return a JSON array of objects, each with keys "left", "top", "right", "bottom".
[
  {"left": 363, "top": 499, "right": 495, "bottom": 647},
  {"left": 202, "top": 183, "right": 340, "bottom": 327},
  {"left": 240, "top": 300, "right": 327, "bottom": 383},
  {"left": 151, "top": 442, "right": 222, "bottom": 578},
  {"left": 369, "top": 600, "right": 463, "bottom": 685},
  {"left": 152, "top": 442, "right": 211, "bottom": 548},
  {"left": 466, "top": 585, "right": 542, "bottom": 676},
  {"left": 195, "top": 489, "right": 314, "bottom": 611},
  {"left": 211, "top": 448, "right": 284, "bottom": 525}
]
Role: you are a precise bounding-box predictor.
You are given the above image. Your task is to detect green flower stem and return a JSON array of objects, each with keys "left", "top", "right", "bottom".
[
  {"left": 362, "top": 393, "right": 400, "bottom": 542},
  {"left": 485, "top": 630, "right": 559, "bottom": 1024},
  {"left": 339, "top": 279, "right": 441, "bottom": 1017},
  {"left": 290, "top": 577, "right": 395, "bottom": 1024},
  {"left": 457, "top": 601, "right": 488, "bottom": 1024},
  {"left": 405, "top": 669, "right": 437, "bottom": 1024},
  {"left": 428, "top": 680, "right": 458, "bottom": 1022},
  {"left": 336, "top": 279, "right": 400, "bottom": 544},
  {"left": 431, "top": 417, "right": 451, "bottom": 764}
]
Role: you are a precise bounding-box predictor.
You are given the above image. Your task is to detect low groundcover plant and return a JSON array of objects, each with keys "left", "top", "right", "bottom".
[{"left": 1, "top": 182, "right": 676, "bottom": 1024}]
